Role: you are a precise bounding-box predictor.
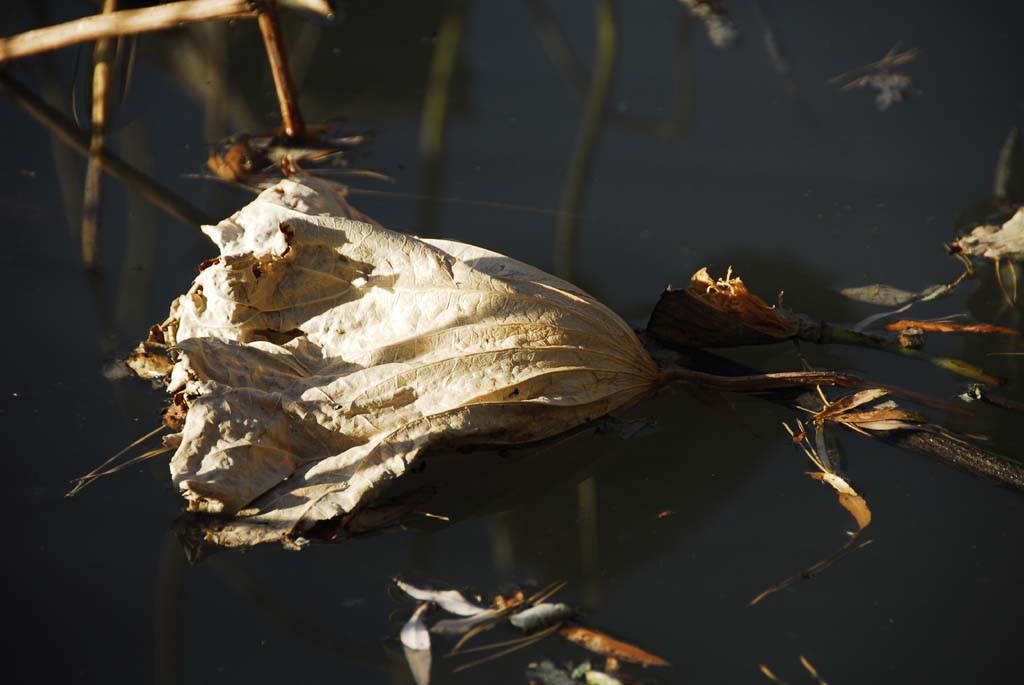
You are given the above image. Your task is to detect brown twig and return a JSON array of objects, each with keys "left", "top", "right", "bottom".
[
  {"left": 0, "top": 0, "right": 263, "bottom": 63},
  {"left": 257, "top": 1, "right": 306, "bottom": 139},
  {"left": 0, "top": 72, "right": 210, "bottom": 227}
]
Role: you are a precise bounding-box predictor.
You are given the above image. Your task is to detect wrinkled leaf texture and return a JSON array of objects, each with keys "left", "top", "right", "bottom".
[{"left": 148, "top": 175, "right": 658, "bottom": 547}]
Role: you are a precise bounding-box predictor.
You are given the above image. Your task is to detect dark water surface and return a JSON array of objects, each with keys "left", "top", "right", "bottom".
[{"left": 2, "top": 1, "right": 1022, "bottom": 683}]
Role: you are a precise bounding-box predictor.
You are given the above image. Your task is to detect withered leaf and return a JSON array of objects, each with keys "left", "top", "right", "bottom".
[
  {"left": 813, "top": 388, "right": 889, "bottom": 421},
  {"left": 139, "top": 174, "right": 659, "bottom": 547},
  {"left": 647, "top": 266, "right": 806, "bottom": 348},
  {"left": 808, "top": 472, "right": 871, "bottom": 531},
  {"left": 395, "top": 580, "right": 485, "bottom": 617},
  {"left": 558, "top": 625, "right": 669, "bottom": 667},
  {"left": 882, "top": 319, "right": 1020, "bottom": 335},
  {"left": 953, "top": 207, "right": 1024, "bottom": 262}
]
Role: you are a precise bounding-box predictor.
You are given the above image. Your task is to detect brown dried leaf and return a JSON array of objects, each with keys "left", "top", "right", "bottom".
[
  {"left": 838, "top": 492, "right": 872, "bottom": 531},
  {"left": 882, "top": 319, "right": 1020, "bottom": 335},
  {"left": 646, "top": 267, "right": 807, "bottom": 348},
  {"left": 808, "top": 472, "right": 871, "bottom": 531},
  {"left": 558, "top": 625, "right": 670, "bottom": 667},
  {"left": 813, "top": 388, "right": 889, "bottom": 421},
  {"left": 138, "top": 174, "right": 659, "bottom": 548}
]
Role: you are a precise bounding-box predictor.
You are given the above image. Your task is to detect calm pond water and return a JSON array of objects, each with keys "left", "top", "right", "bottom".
[{"left": 1, "top": 1, "right": 1022, "bottom": 683}]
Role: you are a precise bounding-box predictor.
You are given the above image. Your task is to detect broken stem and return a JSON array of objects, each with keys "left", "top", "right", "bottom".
[
  {"left": 257, "top": 0, "right": 306, "bottom": 139},
  {"left": 1, "top": 72, "right": 211, "bottom": 227},
  {"left": 0, "top": 0, "right": 261, "bottom": 63},
  {"left": 661, "top": 366, "right": 864, "bottom": 393}
]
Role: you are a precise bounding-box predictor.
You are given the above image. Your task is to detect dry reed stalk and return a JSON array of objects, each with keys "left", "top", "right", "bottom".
[
  {"left": 256, "top": 1, "right": 306, "bottom": 138},
  {"left": 0, "top": 0, "right": 262, "bottom": 63}
]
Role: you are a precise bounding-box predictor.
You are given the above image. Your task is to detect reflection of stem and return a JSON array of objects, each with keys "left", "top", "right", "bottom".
[
  {"left": 576, "top": 476, "right": 601, "bottom": 609},
  {"left": 417, "top": 0, "right": 467, "bottom": 237},
  {"left": 82, "top": 0, "right": 118, "bottom": 271},
  {"left": 555, "top": 0, "right": 618, "bottom": 280},
  {"left": 154, "top": 531, "right": 186, "bottom": 685},
  {"left": 525, "top": 0, "right": 685, "bottom": 141},
  {"left": 0, "top": 0, "right": 265, "bottom": 63},
  {"left": 1, "top": 72, "right": 210, "bottom": 227},
  {"left": 116, "top": 123, "right": 160, "bottom": 334},
  {"left": 207, "top": 556, "right": 386, "bottom": 669},
  {"left": 257, "top": 1, "right": 306, "bottom": 139}
]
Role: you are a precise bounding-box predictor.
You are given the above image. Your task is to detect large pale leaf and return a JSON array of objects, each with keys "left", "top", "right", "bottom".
[{"left": 141, "top": 175, "right": 658, "bottom": 547}]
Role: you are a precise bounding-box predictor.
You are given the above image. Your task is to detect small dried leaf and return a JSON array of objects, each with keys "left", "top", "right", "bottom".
[
  {"left": 807, "top": 471, "right": 857, "bottom": 496},
  {"left": 395, "top": 580, "right": 484, "bottom": 617},
  {"left": 401, "top": 603, "right": 431, "bottom": 651},
  {"left": 558, "top": 625, "right": 669, "bottom": 667},
  {"left": 853, "top": 419, "right": 921, "bottom": 432},
  {"left": 882, "top": 319, "right": 1020, "bottom": 335},
  {"left": 813, "top": 388, "right": 889, "bottom": 421},
  {"left": 809, "top": 471, "right": 870, "bottom": 537},
  {"left": 840, "top": 284, "right": 920, "bottom": 307},
  {"left": 509, "top": 603, "right": 574, "bottom": 632},
  {"left": 838, "top": 492, "right": 872, "bottom": 531}
]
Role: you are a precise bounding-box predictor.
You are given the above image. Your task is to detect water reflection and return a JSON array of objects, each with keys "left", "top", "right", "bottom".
[{"left": 2, "top": 1, "right": 1024, "bottom": 683}]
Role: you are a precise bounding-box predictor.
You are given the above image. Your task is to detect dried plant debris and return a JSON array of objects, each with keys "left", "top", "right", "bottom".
[
  {"left": 205, "top": 126, "right": 372, "bottom": 189},
  {"left": 396, "top": 580, "right": 486, "bottom": 616},
  {"left": 829, "top": 43, "right": 919, "bottom": 110},
  {"left": 649, "top": 267, "right": 998, "bottom": 384},
  {"left": 526, "top": 660, "right": 628, "bottom": 685},
  {"left": 951, "top": 206, "right": 1024, "bottom": 304},
  {"left": 647, "top": 266, "right": 808, "bottom": 348},
  {"left": 677, "top": 0, "right": 739, "bottom": 49},
  {"left": 391, "top": 579, "right": 665, "bottom": 682},
  {"left": 510, "top": 603, "right": 575, "bottom": 632},
  {"left": 958, "top": 384, "right": 1024, "bottom": 415},
  {"left": 753, "top": 388, "right": 892, "bottom": 605},
  {"left": 840, "top": 283, "right": 942, "bottom": 309},
  {"left": 760, "top": 655, "right": 830, "bottom": 685},
  {"left": 129, "top": 174, "right": 658, "bottom": 548}
]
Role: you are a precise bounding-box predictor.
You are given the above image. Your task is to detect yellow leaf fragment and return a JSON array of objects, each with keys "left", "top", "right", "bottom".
[{"left": 808, "top": 472, "right": 871, "bottom": 531}]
